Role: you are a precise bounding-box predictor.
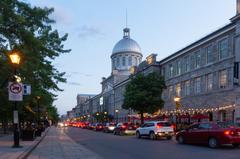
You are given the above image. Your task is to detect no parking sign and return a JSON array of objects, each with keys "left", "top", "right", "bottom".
[{"left": 8, "top": 82, "right": 23, "bottom": 101}]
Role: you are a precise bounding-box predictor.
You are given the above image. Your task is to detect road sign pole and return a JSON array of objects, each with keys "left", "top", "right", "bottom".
[{"left": 12, "top": 68, "right": 20, "bottom": 148}]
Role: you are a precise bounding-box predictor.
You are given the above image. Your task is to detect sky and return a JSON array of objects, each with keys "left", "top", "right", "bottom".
[{"left": 25, "top": 0, "right": 235, "bottom": 115}]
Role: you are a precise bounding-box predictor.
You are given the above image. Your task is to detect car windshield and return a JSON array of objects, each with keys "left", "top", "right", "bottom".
[
  {"left": 217, "top": 122, "right": 240, "bottom": 128},
  {"left": 157, "top": 122, "right": 171, "bottom": 126}
]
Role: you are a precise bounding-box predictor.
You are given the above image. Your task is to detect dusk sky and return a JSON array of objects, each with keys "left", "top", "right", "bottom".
[{"left": 25, "top": 0, "right": 235, "bottom": 115}]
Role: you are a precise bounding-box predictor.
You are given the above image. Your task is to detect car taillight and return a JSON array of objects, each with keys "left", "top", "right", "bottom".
[
  {"left": 99, "top": 126, "right": 102, "bottom": 128},
  {"left": 122, "top": 125, "right": 126, "bottom": 129},
  {"left": 170, "top": 125, "right": 175, "bottom": 129},
  {"left": 224, "top": 130, "right": 234, "bottom": 136},
  {"left": 156, "top": 125, "right": 163, "bottom": 129}
]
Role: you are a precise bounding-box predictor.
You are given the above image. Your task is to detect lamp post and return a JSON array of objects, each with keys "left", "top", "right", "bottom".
[
  {"left": 36, "top": 96, "right": 41, "bottom": 125},
  {"left": 174, "top": 96, "right": 181, "bottom": 132},
  {"left": 9, "top": 51, "right": 21, "bottom": 148},
  {"left": 96, "top": 112, "right": 99, "bottom": 122},
  {"left": 115, "top": 109, "right": 119, "bottom": 123}
]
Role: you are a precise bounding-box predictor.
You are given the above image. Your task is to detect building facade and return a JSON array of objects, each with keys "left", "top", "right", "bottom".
[{"left": 68, "top": 1, "right": 240, "bottom": 124}]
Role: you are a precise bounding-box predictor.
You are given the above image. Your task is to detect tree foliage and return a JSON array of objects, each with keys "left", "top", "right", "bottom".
[
  {"left": 0, "top": 0, "right": 70, "bottom": 124},
  {"left": 123, "top": 72, "right": 166, "bottom": 124}
]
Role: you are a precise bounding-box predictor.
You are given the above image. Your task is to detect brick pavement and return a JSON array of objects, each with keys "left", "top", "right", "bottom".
[
  {"left": 0, "top": 128, "right": 48, "bottom": 159},
  {"left": 27, "top": 126, "right": 103, "bottom": 159}
]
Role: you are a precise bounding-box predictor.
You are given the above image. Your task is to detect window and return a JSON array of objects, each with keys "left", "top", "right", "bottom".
[
  {"left": 219, "top": 69, "right": 227, "bottom": 88},
  {"left": 176, "top": 83, "right": 181, "bottom": 97},
  {"left": 184, "top": 56, "right": 190, "bottom": 72},
  {"left": 206, "top": 45, "right": 214, "bottom": 64},
  {"left": 122, "top": 56, "right": 126, "bottom": 66},
  {"left": 195, "top": 77, "right": 201, "bottom": 94},
  {"left": 112, "top": 58, "right": 116, "bottom": 69},
  {"left": 206, "top": 73, "right": 213, "bottom": 91},
  {"left": 184, "top": 80, "right": 190, "bottom": 96},
  {"left": 116, "top": 57, "right": 120, "bottom": 66},
  {"left": 128, "top": 56, "right": 132, "bottom": 66},
  {"left": 219, "top": 38, "right": 228, "bottom": 59},
  {"left": 191, "top": 54, "right": 196, "bottom": 70},
  {"left": 175, "top": 60, "right": 181, "bottom": 75},
  {"left": 134, "top": 57, "right": 138, "bottom": 65},
  {"left": 198, "top": 123, "right": 212, "bottom": 129},
  {"left": 234, "top": 62, "right": 239, "bottom": 79},
  {"left": 196, "top": 51, "right": 201, "bottom": 68},
  {"left": 169, "top": 64, "right": 174, "bottom": 78}
]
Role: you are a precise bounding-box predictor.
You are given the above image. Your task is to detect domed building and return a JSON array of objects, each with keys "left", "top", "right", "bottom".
[
  {"left": 98, "top": 27, "right": 143, "bottom": 118},
  {"left": 111, "top": 28, "right": 142, "bottom": 76}
]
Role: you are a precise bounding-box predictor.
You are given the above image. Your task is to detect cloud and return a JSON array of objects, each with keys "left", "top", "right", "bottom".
[
  {"left": 70, "top": 72, "right": 93, "bottom": 77},
  {"left": 51, "top": 6, "right": 73, "bottom": 25},
  {"left": 76, "top": 25, "right": 104, "bottom": 39},
  {"left": 68, "top": 82, "right": 81, "bottom": 86}
]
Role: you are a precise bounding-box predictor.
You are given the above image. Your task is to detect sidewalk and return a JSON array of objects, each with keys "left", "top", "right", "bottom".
[
  {"left": 27, "top": 126, "right": 103, "bottom": 159},
  {"left": 0, "top": 128, "right": 48, "bottom": 159}
]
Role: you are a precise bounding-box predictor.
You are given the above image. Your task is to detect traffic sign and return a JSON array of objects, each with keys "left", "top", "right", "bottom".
[{"left": 8, "top": 82, "right": 23, "bottom": 101}]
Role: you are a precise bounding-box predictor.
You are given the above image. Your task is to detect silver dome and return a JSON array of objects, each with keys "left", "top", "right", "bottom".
[
  {"left": 112, "top": 38, "right": 141, "bottom": 54},
  {"left": 112, "top": 28, "right": 142, "bottom": 55}
]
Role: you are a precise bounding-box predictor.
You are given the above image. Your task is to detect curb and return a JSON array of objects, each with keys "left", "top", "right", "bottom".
[{"left": 17, "top": 127, "right": 50, "bottom": 159}]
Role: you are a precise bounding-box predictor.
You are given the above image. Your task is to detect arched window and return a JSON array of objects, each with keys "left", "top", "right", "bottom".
[
  {"left": 128, "top": 56, "right": 132, "bottom": 66},
  {"left": 116, "top": 57, "right": 120, "bottom": 67},
  {"left": 122, "top": 56, "right": 126, "bottom": 66},
  {"left": 135, "top": 57, "right": 138, "bottom": 65}
]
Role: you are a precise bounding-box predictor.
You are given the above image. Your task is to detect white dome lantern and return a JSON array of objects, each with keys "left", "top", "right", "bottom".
[{"left": 111, "top": 28, "right": 142, "bottom": 75}]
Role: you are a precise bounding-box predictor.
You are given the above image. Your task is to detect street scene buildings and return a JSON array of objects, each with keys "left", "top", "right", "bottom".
[{"left": 68, "top": 0, "right": 240, "bottom": 125}]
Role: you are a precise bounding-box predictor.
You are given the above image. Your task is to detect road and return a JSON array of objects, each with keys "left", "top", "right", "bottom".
[{"left": 64, "top": 127, "right": 240, "bottom": 159}]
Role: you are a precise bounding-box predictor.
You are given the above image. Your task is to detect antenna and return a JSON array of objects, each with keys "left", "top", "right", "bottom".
[{"left": 126, "top": 9, "right": 128, "bottom": 28}]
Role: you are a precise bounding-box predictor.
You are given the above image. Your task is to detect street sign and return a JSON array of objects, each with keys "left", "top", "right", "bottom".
[
  {"left": 8, "top": 82, "right": 23, "bottom": 101},
  {"left": 23, "top": 84, "right": 31, "bottom": 95}
]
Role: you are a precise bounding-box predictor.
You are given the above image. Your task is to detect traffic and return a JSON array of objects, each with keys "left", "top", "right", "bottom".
[{"left": 58, "top": 120, "right": 240, "bottom": 149}]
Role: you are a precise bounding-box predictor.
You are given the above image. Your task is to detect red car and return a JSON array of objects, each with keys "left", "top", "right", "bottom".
[{"left": 176, "top": 122, "right": 240, "bottom": 148}]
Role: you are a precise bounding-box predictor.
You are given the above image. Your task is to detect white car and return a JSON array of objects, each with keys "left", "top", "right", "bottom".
[{"left": 136, "top": 121, "right": 174, "bottom": 140}]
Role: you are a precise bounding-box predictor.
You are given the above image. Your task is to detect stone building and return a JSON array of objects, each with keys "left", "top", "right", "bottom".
[
  {"left": 160, "top": 0, "right": 240, "bottom": 123},
  {"left": 70, "top": 1, "right": 240, "bottom": 124}
]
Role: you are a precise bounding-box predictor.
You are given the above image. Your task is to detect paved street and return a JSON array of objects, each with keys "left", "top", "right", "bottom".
[
  {"left": 27, "top": 127, "right": 102, "bottom": 159},
  {"left": 64, "top": 127, "right": 240, "bottom": 159}
]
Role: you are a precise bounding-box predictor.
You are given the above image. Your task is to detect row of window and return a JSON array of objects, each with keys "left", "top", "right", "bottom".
[
  {"left": 166, "top": 69, "right": 228, "bottom": 99},
  {"left": 163, "top": 38, "right": 230, "bottom": 79},
  {"left": 112, "top": 55, "right": 141, "bottom": 68}
]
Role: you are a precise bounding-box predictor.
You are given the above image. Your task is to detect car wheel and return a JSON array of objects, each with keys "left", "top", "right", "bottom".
[
  {"left": 232, "top": 144, "right": 240, "bottom": 148},
  {"left": 119, "top": 131, "right": 124, "bottom": 136},
  {"left": 208, "top": 137, "right": 218, "bottom": 148},
  {"left": 149, "top": 132, "right": 156, "bottom": 140},
  {"left": 177, "top": 136, "right": 184, "bottom": 144},
  {"left": 167, "top": 136, "right": 172, "bottom": 140},
  {"left": 136, "top": 131, "right": 141, "bottom": 139}
]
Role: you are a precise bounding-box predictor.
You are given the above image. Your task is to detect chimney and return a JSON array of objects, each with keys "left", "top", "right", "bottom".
[{"left": 237, "top": 0, "right": 240, "bottom": 14}]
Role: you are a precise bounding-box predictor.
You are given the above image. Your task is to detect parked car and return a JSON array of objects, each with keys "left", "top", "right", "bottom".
[
  {"left": 113, "top": 123, "right": 137, "bottom": 135},
  {"left": 136, "top": 121, "right": 174, "bottom": 140},
  {"left": 103, "top": 123, "right": 116, "bottom": 133},
  {"left": 176, "top": 122, "right": 240, "bottom": 148},
  {"left": 94, "top": 123, "right": 104, "bottom": 131}
]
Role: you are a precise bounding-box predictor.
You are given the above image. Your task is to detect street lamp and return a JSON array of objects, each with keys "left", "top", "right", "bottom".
[
  {"left": 115, "top": 109, "right": 119, "bottom": 123},
  {"left": 174, "top": 96, "right": 181, "bottom": 132},
  {"left": 9, "top": 51, "right": 21, "bottom": 148}
]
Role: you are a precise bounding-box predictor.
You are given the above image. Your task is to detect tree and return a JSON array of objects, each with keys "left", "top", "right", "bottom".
[
  {"left": 0, "top": 0, "right": 70, "bottom": 126},
  {"left": 123, "top": 72, "right": 166, "bottom": 124}
]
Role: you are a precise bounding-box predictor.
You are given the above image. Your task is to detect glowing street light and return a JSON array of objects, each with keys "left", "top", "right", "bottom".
[
  {"left": 9, "top": 51, "right": 21, "bottom": 65},
  {"left": 9, "top": 51, "right": 21, "bottom": 148}
]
